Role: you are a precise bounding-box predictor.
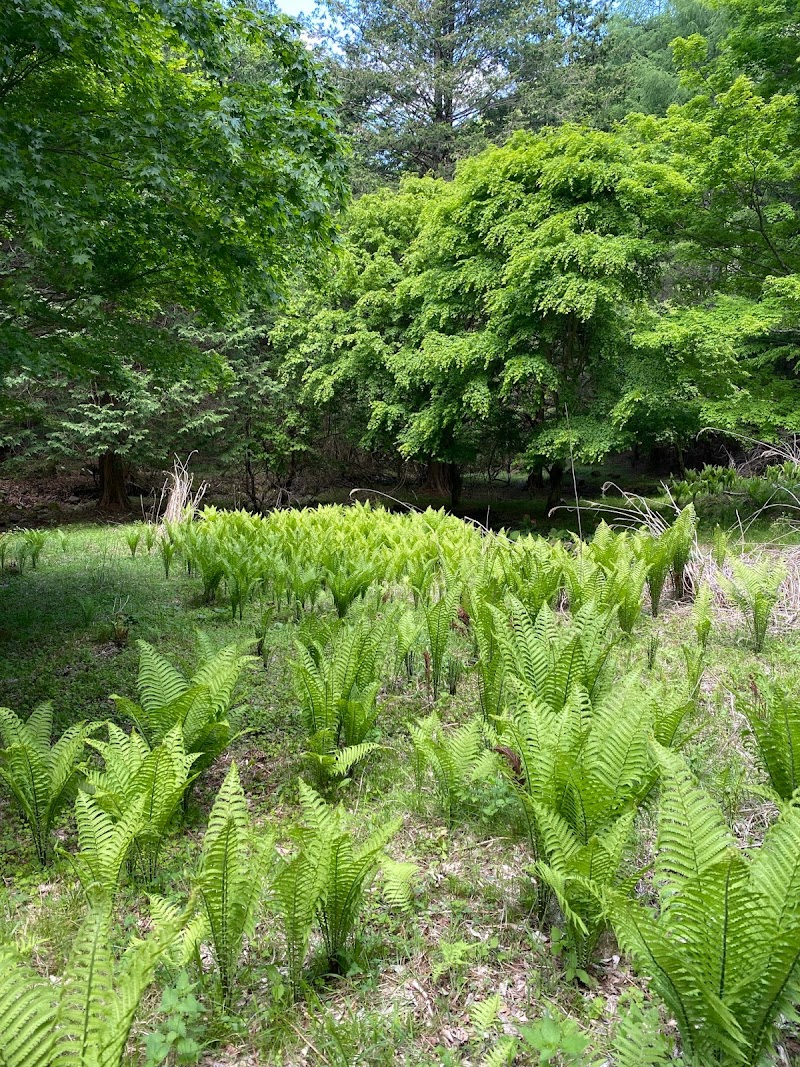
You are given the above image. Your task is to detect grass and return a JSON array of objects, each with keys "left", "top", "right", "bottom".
[{"left": 1, "top": 520, "right": 800, "bottom": 1064}]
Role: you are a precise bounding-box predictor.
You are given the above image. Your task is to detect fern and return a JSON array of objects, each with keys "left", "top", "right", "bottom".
[
  {"left": 639, "top": 532, "right": 674, "bottom": 618},
  {"left": 272, "top": 784, "right": 335, "bottom": 997},
  {"left": 692, "top": 582, "right": 713, "bottom": 650},
  {"left": 721, "top": 557, "right": 785, "bottom": 653},
  {"left": 409, "top": 713, "right": 497, "bottom": 825},
  {"left": 497, "top": 683, "right": 654, "bottom": 854},
  {"left": 325, "top": 564, "right": 376, "bottom": 617},
  {"left": 614, "top": 556, "right": 649, "bottom": 634},
  {"left": 112, "top": 638, "right": 253, "bottom": 780},
  {"left": 393, "top": 607, "right": 421, "bottom": 679},
  {"left": 274, "top": 782, "right": 413, "bottom": 983},
  {"left": 159, "top": 537, "right": 176, "bottom": 579},
  {"left": 494, "top": 597, "right": 616, "bottom": 713},
  {"left": 68, "top": 789, "right": 146, "bottom": 903},
  {"left": 125, "top": 526, "right": 142, "bottom": 558},
  {"left": 511, "top": 537, "right": 565, "bottom": 615},
  {"left": 87, "top": 723, "right": 198, "bottom": 882},
  {"left": 609, "top": 990, "right": 678, "bottom": 1067},
  {"left": 607, "top": 744, "right": 800, "bottom": 1066},
  {"left": 422, "top": 584, "right": 461, "bottom": 702},
  {"left": 739, "top": 680, "right": 800, "bottom": 801},
  {"left": 20, "top": 528, "right": 47, "bottom": 569},
  {"left": 222, "top": 547, "right": 258, "bottom": 621},
  {"left": 197, "top": 762, "right": 271, "bottom": 1006},
  {"left": 313, "top": 806, "right": 402, "bottom": 970},
  {"left": 305, "top": 741, "right": 382, "bottom": 787},
  {"left": 473, "top": 600, "right": 505, "bottom": 721},
  {"left": 0, "top": 703, "right": 94, "bottom": 865},
  {"left": 532, "top": 804, "right": 637, "bottom": 967},
  {"left": 0, "top": 902, "right": 177, "bottom": 1067},
  {"left": 666, "top": 505, "right": 696, "bottom": 600},
  {"left": 291, "top": 617, "right": 390, "bottom": 781},
  {"left": 0, "top": 941, "right": 56, "bottom": 1067},
  {"left": 712, "top": 524, "right": 729, "bottom": 568}
]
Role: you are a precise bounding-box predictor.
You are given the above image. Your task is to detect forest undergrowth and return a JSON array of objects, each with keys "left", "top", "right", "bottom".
[{"left": 1, "top": 504, "right": 800, "bottom": 1066}]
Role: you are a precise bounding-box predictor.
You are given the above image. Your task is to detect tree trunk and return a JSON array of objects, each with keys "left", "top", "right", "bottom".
[
  {"left": 98, "top": 449, "right": 130, "bottom": 511},
  {"left": 526, "top": 464, "right": 545, "bottom": 491},
  {"left": 424, "top": 459, "right": 462, "bottom": 510},
  {"left": 546, "top": 461, "right": 565, "bottom": 513}
]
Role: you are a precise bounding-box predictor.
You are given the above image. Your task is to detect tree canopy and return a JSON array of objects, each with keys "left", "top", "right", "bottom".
[
  {"left": 2, "top": 0, "right": 799, "bottom": 505},
  {"left": 1, "top": 0, "right": 346, "bottom": 379}
]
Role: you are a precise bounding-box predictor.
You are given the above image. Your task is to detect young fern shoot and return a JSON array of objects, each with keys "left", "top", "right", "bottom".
[
  {"left": 721, "top": 557, "right": 785, "bottom": 652},
  {"left": 607, "top": 743, "right": 800, "bottom": 1067},
  {"left": 0, "top": 703, "right": 94, "bottom": 865},
  {"left": 197, "top": 762, "right": 271, "bottom": 1007}
]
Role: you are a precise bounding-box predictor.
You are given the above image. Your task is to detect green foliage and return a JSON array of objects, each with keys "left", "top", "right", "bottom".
[
  {"left": 279, "top": 126, "right": 687, "bottom": 480},
  {"left": 196, "top": 763, "right": 269, "bottom": 1007},
  {"left": 143, "top": 971, "right": 205, "bottom": 1067},
  {"left": 516, "top": 1013, "right": 590, "bottom": 1064},
  {"left": 609, "top": 989, "right": 678, "bottom": 1067},
  {"left": 409, "top": 713, "right": 497, "bottom": 825},
  {"left": 533, "top": 805, "right": 637, "bottom": 967},
  {"left": 739, "top": 681, "right": 800, "bottom": 801},
  {"left": 112, "top": 638, "right": 252, "bottom": 779},
  {"left": 86, "top": 724, "right": 197, "bottom": 882},
  {"left": 313, "top": 803, "right": 408, "bottom": 972},
  {"left": 159, "top": 538, "right": 177, "bottom": 580},
  {"left": 721, "top": 557, "right": 786, "bottom": 652},
  {"left": 272, "top": 782, "right": 413, "bottom": 995},
  {"left": 670, "top": 467, "right": 800, "bottom": 518},
  {"left": 0, "top": 703, "right": 93, "bottom": 865},
  {"left": 315, "top": 0, "right": 609, "bottom": 183},
  {"left": 473, "top": 600, "right": 506, "bottom": 722},
  {"left": 326, "top": 564, "right": 377, "bottom": 618},
  {"left": 608, "top": 744, "right": 800, "bottom": 1066},
  {"left": 692, "top": 583, "right": 714, "bottom": 650},
  {"left": 1, "top": 0, "right": 345, "bottom": 389},
  {"left": 69, "top": 789, "right": 146, "bottom": 903},
  {"left": 422, "top": 585, "right": 461, "bottom": 702},
  {"left": 494, "top": 598, "right": 617, "bottom": 712},
  {"left": 0, "top": 902, "right": 177, "bottom": 1067},
  {"left": 665, "top": 506, "right": 696, "bottom": 601},
  {"left": 126, "top": 527, "right": 143, "bottom": 558},
  {"left": 291, "top": 616, "right": 390, "bottom": 781},
  {"left": 639, "top": 531, "right": 674, "bottom": 618},
  {"left": 497, "top": 679, "right": 656, "bottom": 860}
]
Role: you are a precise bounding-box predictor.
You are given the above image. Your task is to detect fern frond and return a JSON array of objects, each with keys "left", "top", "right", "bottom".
[
  {"left": 136, "top": 641, "right": 188, "bottom": 715},
  {"left": 197, "top": 762, "right": 268, "bottom": 1005},
  {"left": 380, "top": 858, "right": 418, "bottom": 910},
  {"left": 0, "top": 942, "right": 56, "bottom": 1067}
]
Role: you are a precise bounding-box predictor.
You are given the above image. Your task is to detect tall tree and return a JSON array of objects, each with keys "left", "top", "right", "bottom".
[
  {"left": 1, "top": 0, "right": 345, "bottom": 505},
  {"left": 598, "top": 0, "right": 728, "bottom": 124},
  {"left": 313, "top": 0, "right": 612, "bottom": 184},
  {"left": 273, "top": 128, "right": 688, "bottom": 505}
]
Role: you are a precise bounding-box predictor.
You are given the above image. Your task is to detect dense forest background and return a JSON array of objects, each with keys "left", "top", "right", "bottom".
[{"left": 2, "top": 0, "right": 798, "bottom": 514}]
